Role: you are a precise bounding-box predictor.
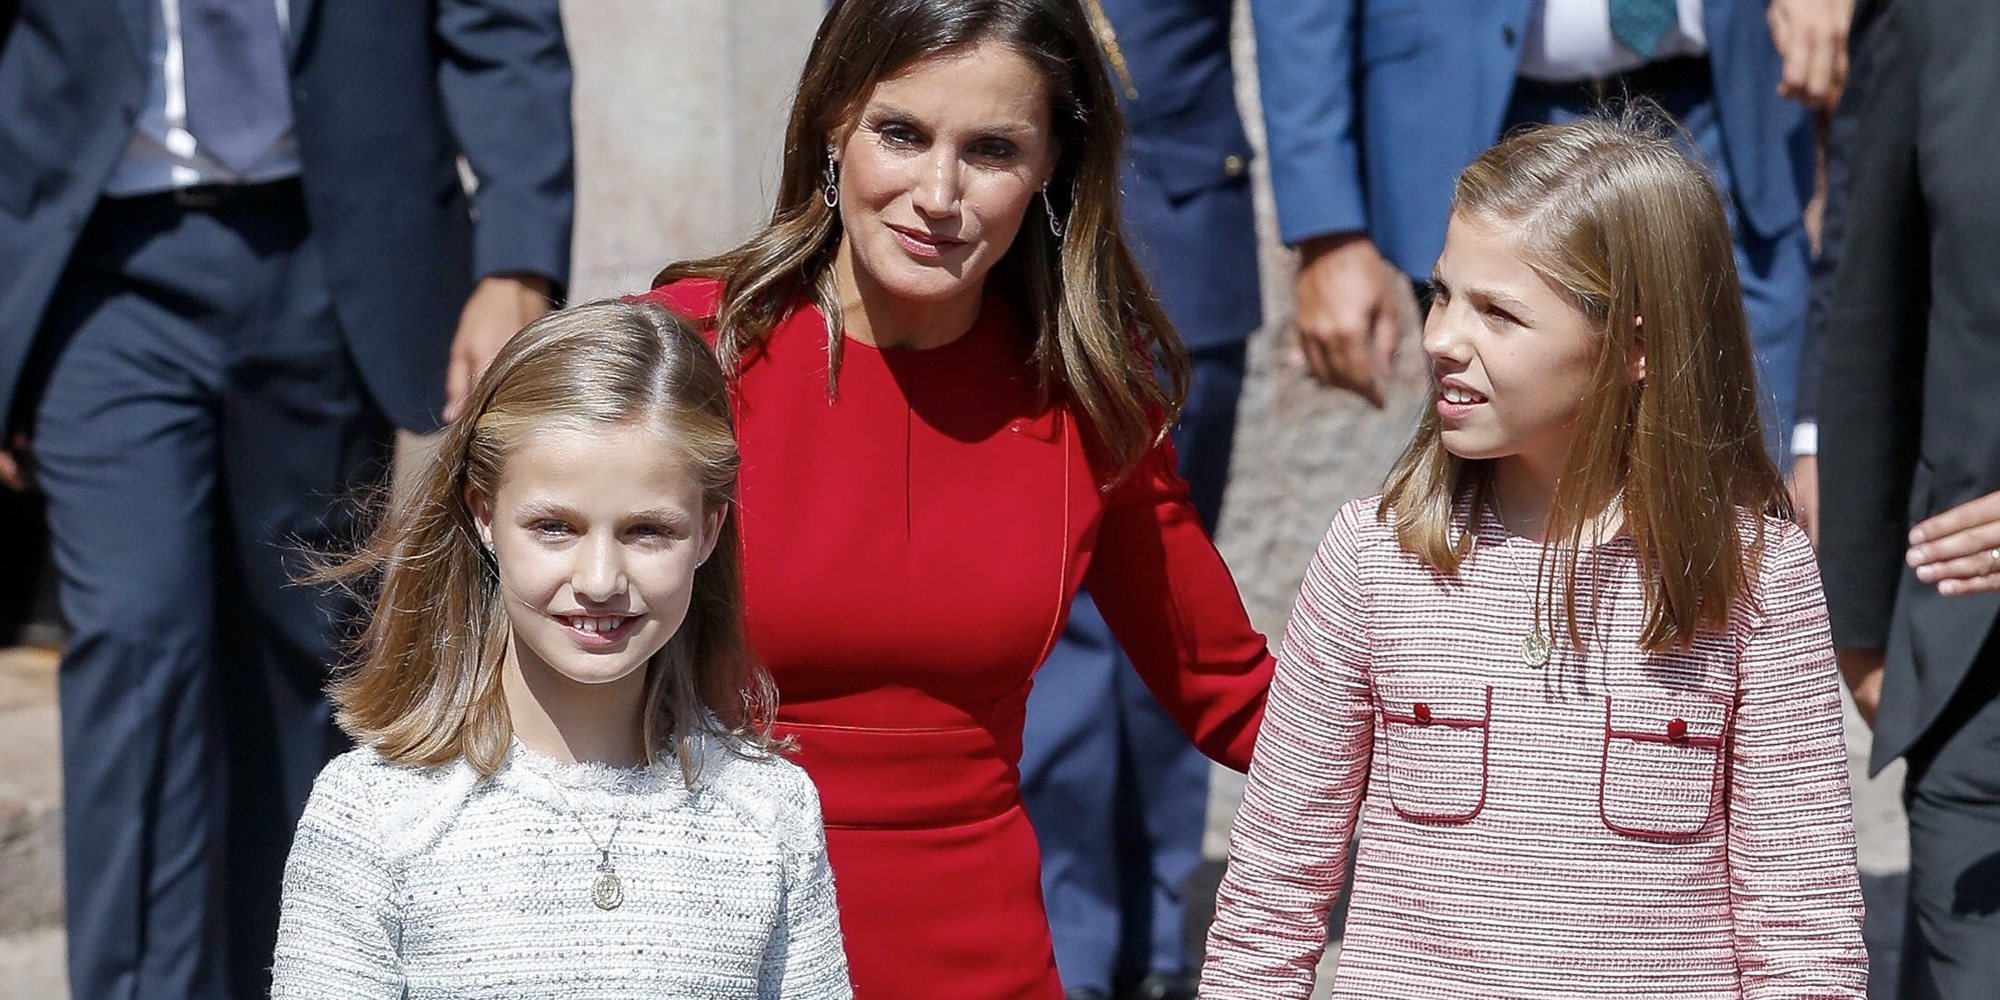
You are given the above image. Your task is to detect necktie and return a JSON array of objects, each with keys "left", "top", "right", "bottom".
[
  {"left": 1608, "top": 0, "right": 1678, "bottom": 60},
  {"left": 180, "top": 0, "right": 294, "bottom": 175}
]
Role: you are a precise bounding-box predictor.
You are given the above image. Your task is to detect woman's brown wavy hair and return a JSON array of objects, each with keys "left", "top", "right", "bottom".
[
  {"left": 1380, "top": 112, "right": 1791, "bottom": 652},
  {"left": 316, "top": 300, "right": 780, "bottom": 784},
  {"left": 654, "top": 0, "right": 1187, "bottom": 481}
]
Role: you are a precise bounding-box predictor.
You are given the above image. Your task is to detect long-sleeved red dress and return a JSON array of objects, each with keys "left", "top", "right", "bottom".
[{"left": 638, "top": 278, "right": 1273, "bottom": 999}]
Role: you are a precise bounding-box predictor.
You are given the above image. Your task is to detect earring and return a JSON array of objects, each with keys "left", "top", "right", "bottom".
[
  {"left": 1041, "top": 184, "right": 1065, "bottom": 239},
  {"left": 823, "top": 147, "right": 839, "bottom": 208}
]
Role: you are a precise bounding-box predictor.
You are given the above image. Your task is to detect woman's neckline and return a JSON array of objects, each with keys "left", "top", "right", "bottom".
[{"left": 828, "top": 293, "right": 1004, "bottom": 357}]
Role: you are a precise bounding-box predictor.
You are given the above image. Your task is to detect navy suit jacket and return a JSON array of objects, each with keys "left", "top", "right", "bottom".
[
  {"left": 1251, "top": 0, "right": 1813, "bottom": 279},
  {"left": 1097, "top": 0, "right": 1262, "bottom": 349},
  {"left": 0, "top": 0, "right": 573, "bottom": 432}
]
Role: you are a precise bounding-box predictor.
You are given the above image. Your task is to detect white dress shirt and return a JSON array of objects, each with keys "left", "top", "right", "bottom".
[
  {"left": 105, "top": 0, "right": 302, "bottom": 196},
  {"left": 1518, "top": 0, "right": 1709, "bottom": 83}
]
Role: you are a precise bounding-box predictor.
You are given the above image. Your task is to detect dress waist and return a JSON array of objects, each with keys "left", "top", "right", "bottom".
[{"left": 774, "top": 720, "right": 1018, "bottom": 829}]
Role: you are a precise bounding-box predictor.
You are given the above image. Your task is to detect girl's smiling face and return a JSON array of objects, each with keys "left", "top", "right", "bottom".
[
  {"left": 831, "top": 39, "right": 1058, "bottom": 310},
  {"left": 1423, "top": 212, "right": 1632, "bottom": 486},
  {"left": 471, "top": 421, "right": 723, "bottom": 693}
]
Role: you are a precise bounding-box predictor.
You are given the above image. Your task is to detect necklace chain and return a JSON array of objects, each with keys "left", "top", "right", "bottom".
[
  {"left": 545, "top": 775, "right": 628, "bottom": 910},
  {"left": 1488, "top": 490, "right": 1554, "bottom": 667}
]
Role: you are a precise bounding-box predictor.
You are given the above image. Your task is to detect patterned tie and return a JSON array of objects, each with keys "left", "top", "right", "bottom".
[
  {"left": 1607, "top": 0, "right": 1678, "bottom": 59},
  {"left": 180, "top": 0, "right": 295, "bottom": 175}
]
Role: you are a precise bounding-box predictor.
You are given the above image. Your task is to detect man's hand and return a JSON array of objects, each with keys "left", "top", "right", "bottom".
[
  {"left": 1906, "top": 488, "right": 2000, "bottom": 596},
  {"left": 1290, "top": 233, "right": 1400, "bottom": 408},
  {"left": 1789, "top": 454, "right": 1820, "bottom": 548},
  {"left": 444, "top": 273, "right": 556, "bottom": 422},
  {"left": 1836, "top": 647, "right": 1884, "bottom": 728},
  {"left": 1768, "top": 0, "right": 1855, "bottom": 112}
]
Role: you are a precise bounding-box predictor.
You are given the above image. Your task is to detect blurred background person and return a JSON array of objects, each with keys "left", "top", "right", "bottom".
[
  {"left": 1017, "top": 3, "right": 1287, "bottom": 999},
  {"left": 0, "top": 1, "right": 573, "bottom": 996},
  {"left": 1819, "top": 0, "right": 2000, "bottom": 995},
  {"left": 1252, "top": 0, "right": 1846, "bottom": 463},
  {"left": 1786, "top": 0, "right": 1881, "bottom": 548}
]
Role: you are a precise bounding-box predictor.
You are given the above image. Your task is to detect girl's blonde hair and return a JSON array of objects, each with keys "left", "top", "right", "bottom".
[
  {"left": 320, "top": 300, "right": 779, "bottom": 783},
  {"left": 1381, "top": 111, "right": 1791, "bottom": 651},
  {"left": 654, "top": 0, "right": 1187, "bottom": 483}
]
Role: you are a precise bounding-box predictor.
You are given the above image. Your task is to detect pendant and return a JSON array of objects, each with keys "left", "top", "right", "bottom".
[
  {"left": 1522, "top": 628, "right": 1552, "bottom": 667},
  {"left": 592, "top": 867, "right": 624, "bottom": 910}
]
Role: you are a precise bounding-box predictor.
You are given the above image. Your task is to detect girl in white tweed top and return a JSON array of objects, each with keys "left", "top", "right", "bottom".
[{"left": 270, "top": 301, "right": 852, "bottom": 998}]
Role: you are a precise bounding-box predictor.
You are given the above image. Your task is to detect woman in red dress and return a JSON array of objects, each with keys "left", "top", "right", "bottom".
[{"left": 634, "top": 1, "right": 1273, "bottom": 995}]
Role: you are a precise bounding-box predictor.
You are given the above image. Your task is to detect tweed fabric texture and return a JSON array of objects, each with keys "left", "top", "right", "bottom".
[
  {"left": 1203, "top": 498, "right": 1867, "bottom": 998},
  {"left": 270, "top": 735, "right": 852, "bottom": 998}
]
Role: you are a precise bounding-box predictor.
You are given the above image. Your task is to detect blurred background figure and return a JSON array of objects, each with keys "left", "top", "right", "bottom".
[
  {"left": 1251, "top": 0, "right": 1844, "bottom": 464},
  {"left": 0, "top": 1, "right": 572, "bottom": 996},
  {"left": 1784, "top": 0, "right": 1878, "bottom": 552},
  {"left": 1018, "top": 3, "right": 1281, "bottom": 999},
  {"left": 1819, "top": 0, "right": 2000, "bottom": 995}
]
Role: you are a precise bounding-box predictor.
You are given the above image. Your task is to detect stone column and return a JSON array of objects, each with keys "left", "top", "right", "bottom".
[{"left": 562, "top": 0, "right": 824, "bottom": 301}]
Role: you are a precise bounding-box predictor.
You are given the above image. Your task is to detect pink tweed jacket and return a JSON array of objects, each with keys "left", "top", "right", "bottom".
[{"left": 1203, "top": 498, "right": 1868, "bottom": 999}]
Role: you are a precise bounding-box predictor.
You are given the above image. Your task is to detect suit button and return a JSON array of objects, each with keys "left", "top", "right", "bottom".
[
  {"left": 1667, "top": 718, "right": 1688, "bottom": 740},
  {"left": 1413, "top": 703, "right": 1432, "bottom": 725},
  {"left": 1223, "top": 154, "right": 1246, "bottom": 178},
  {"left": 1502, "top": 24, "right": 1518, "bottom": 46}
]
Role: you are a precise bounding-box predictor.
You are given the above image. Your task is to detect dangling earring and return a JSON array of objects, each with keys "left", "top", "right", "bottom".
[
  {"left": 822, "top": 147, "right": 839, "bottom": 208},
  {"left": 1041, "top": 184, "right": 1065, "bottom": 239}
]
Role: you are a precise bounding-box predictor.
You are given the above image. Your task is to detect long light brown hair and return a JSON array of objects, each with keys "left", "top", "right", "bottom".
[
  {"left": 1380, "top": 113, "right": 1791, "bottom": 651},
  {"left": 319, "top": 300, "right": 779, "bottom": 783},
  {"left": 654, "top": 0, "right": 1187, "bottom": 480}
]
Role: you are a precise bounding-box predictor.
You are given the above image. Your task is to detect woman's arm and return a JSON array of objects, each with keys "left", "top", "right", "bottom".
[
  {"left": 270, "top": 755, "right": 405, "bottom": 999},
  {"left": 1201, "top": 504, "right": 1377, "bottom": 999},
  {"left": 1727, "top": 524, "right": 1869, "bottom": 997},
  {"left": 1086, "top": 435, "right": 1274, "bottom": 768}
]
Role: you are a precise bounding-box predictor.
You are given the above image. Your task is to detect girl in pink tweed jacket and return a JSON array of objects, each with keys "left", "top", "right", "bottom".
[{"left": 1202, "top": 116, "right": 1868, "bottom": 999}]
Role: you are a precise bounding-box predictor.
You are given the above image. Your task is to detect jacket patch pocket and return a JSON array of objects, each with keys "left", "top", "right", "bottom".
[
  {"left": 1599, "top": 695, "right": 1729, "bottom": 841},
  {"left": 1377, "top": 684, "right": 1491, "bottom": 823}
]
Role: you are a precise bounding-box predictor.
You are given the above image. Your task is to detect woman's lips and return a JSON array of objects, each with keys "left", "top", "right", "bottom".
[{"left": 889, "top": 224, "right": 964, "bottom": 260}]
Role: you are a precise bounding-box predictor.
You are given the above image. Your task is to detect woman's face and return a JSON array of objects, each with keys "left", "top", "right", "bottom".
[
  {"left": 471, "top": 421, "right": 723, "bottom": 693},
  {"left": 831, "top": 39, "right": 1058, "bottom": 309}
]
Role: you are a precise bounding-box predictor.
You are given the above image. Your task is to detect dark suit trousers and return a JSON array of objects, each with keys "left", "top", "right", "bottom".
[
  {"left": 25, "top": 184, "right": 384, "bottom": 1000},
  {"left": 1020, "top": 340, "right": 1247, "bottom": 992},
  {"left": 1899, "top": 627, "right": 2000, "bottom": 1000}
]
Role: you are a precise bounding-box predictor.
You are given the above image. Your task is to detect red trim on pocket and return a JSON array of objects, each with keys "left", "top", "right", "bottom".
[
  {"left": 1597, "top": 697, "right": 1729, "bottom": 842},
  {"left": 1378, "top": 685, "right": 1492, "bottom": 824}
]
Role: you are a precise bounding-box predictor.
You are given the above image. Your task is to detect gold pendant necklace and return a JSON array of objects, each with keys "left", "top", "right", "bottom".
[
  {"left": 1492, "top": 492, "right": 1554, "bottom": 668},
  {"left": 1521, "top": 606, "right": 1553, "bottom": 667},
  {"left": 549, "top": 783, "right": 626, "bottom": 911}
]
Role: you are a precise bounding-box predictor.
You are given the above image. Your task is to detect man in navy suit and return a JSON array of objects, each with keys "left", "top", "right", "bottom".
[
  {"left": 1018, "top": 2, "right": 1267, "bottom": 998},
  {"left": 1254, "top": 0, "right": 1836, "bottom": 463},
  {"left": 0, "top": 2, "right": 572, "bottom": 996}
]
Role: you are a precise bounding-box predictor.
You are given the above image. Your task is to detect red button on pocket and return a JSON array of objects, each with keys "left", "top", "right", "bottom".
[
  {"left": 1667, "top": 718, "right": 1688, "bottom": 741},
  {"left": 1413, "top": 703, "right": 1433, "bottom": 724}
]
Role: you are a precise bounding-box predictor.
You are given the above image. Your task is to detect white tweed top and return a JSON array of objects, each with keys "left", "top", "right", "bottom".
[
  {"left": 1203, "top": 497, "right": 1868, "bottom": 999},
  {"left": 269, "top": 733, "right": 853, "bottom": 999}
]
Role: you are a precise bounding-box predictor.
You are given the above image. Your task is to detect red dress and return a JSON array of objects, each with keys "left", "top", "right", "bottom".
[{"left": 638, "top": 278, "right": 1273, "bottom": 999}]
